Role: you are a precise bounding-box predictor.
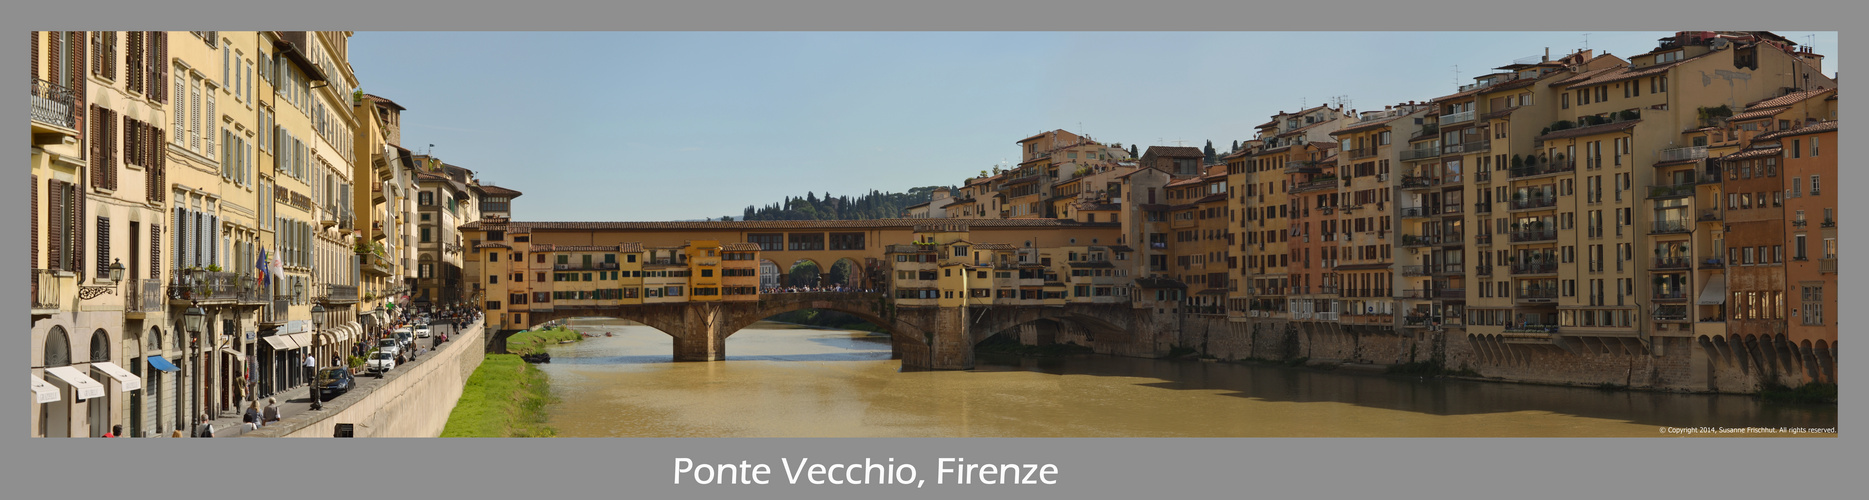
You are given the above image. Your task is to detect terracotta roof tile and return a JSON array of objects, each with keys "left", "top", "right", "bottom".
[
  {"left": 1728, "top": 106, "right": 1789, "bottom": 122},
  {"left": 1486, "top": 78, "right": 1538, "bottom": 92},
  {"left": 1744, "top": 88, "right": 1835, "bottom": 110},
  {"left": 1548, "top": 66, "right": 1621, "bottom": 87},
  {"left": 1780, "top": 120, "right": 1838, "bottom": 136},
  {"left": 474, "top": 242, "right": 511, "bottom": 249},
  {"left": 1482, "top": 107, "right": 1519, "bottom": 121},
  {"left": 616, "top": 242, "right": 645, "bottom": 252},
  {"left": 1106, "top": 245, "right": 1134, "bottom": 252},
  {"left": 462, "top": 218, "right": 1118, "bottom": 231},
  {"left": 1718, "top": 146, "right": 1782, "bottom": 161},
  {"left": 1144, "top": 146, "right": 1205, "bottom": 158},
  {"left": 1331, "top": 115, "right": 1409, "bottom": 135},
  {"left": 1534, "top": 119, "right": 1641, "bottom": 142},
  {"left": 477, "top": 184, "right": 523, "bottom": 197},
  {"left": 721, "top": 243, "right": 761, "bottom": 251}
]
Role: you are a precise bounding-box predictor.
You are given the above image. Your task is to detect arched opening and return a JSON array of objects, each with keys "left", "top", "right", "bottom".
[
  {"left": 88, "top": 329, "right": 112, "bottom": 437},
  {"left": 758, "top": 259, "right": 783, "bottom": 291},
  {"left": 825, "top": 258, "right": 861, "bottom": 290},
  {"left": 787, "top": 259, "right": 822, "bottom": 289},
  {"left": 41, "top": 326, "right": 70, "bottom": 437}
]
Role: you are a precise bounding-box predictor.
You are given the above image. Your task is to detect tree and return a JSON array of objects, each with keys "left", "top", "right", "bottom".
[
  {"left": 1231, "top": 140, "right": 1240, "bottom": 152},
  {"left": 1129, "top": 144, "right": 1139, "bottom": 157},
  {"left": 1204, "top": 140, "right": 1217, "bottom": 164}
]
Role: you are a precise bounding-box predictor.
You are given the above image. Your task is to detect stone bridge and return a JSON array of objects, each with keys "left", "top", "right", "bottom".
[{"left": 493, "top": 292, "right": 1160, "bottom": 370}]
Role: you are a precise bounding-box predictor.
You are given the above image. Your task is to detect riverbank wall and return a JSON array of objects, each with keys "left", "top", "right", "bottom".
[
  {"left": 246, "top": 322, "right": 486, "bottom": 438},
  {"left": 1153, "top": 315, "right": 1827, "bottom": 394}
]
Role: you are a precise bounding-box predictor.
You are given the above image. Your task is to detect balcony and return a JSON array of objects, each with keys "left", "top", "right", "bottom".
[
  {"left": 124, "top": 279, "right": 163, "bottom": 315},
  {"left": 1398, "top": 289, "right": 1429, "bottom": 300},
  {"left": 1509, "top": 160, "right": 1575, "bottom": 179},
  {"left": 1476, "top": 265, "right": 1493, "bottom": 276},
  {"left": 1285, "top": 161, "right": 1322, "bottom": 174},
  {"left": 1292, "top": 177, "right": 1339, "bottom": 193},
  {"left": 1698, "top": 209, "right": 1722, "bottom": 222},
  {"left": 1510, "top": 195, "right": 1558, "bottom": 211},
  {"left": 1474, "top": 233, "right": 1493, "bottom": 246},
  {"left": 1401, "top": 316, "right": 1433, "bottom": 328},
  {"left": 1400, "top": 206, "right": 1429, "bottom": 219},
  {"left": 1652, "top": 305, "right": 1691, "bottom": 323},
  {"left": 1400, "top": 176, "right": 1440, "bottom": 190},
  {"left": 1436, "top": 288, "right": 1466, "bottom": 300},
  {"left": 32, "top": 269, "right": 62, "bottom": 312},
  {"left": 1438, "top": 233, "right": 1464, "bottom": 247},
  {"left": 167, "top": 271, "right": 264, "bottom": 303},
  {"left": 1475, "top": 202, "right": 1492, "bottom": 214},
  {"left": 1648, "top": 183, "right": 1695, "bottom": 199},
  {"left": 322, "top": 284, "right": 359, "bottom": 304},
  {"left": 1400, "top": 265, "right": 1430, "bottom": 277},
  {"left": 1348, "top": 148, "right": 1377, "bottom": 160},
  {"left": 1441, "top": 204, "right": 1463, "bottom": 215},
  {"left": 30, "top": 78, "right": 79, "bottom": 134},
  {"left": 1515, "top": 287, "right": 1558, "bottom": 303},
  {"left": 1649, "top": 220, "right": 1691, "bottom": 235},
  {"left": 1699, "top": 258, "right": 1725, "bottom": 269},
  {"left": 1441, "top": 109, "right": 1476, "bottom": 124},
  {"left": 1509, "top": 229, "right": 1557, "bottom": 243},
  {"left": 1401, "top": 147, "right": 1440, "bottom": 161},
  {"left": 1821, "top": 219, "right": 1836, "bottom": 228},
  {"left": 1819, "top": 258, "right": 1836, "bottom": 274},
  {"left": 260, "top": 299, "right": 289, "bottom": 326},
  {"left": 1510, "top": 262, "right": 1558, "bottom": 275},
  {"left": 1437, "top": 264, "right": 1465, "bottom": 275},
  {"left": 554, "top": 262, "right": 621, "bottom": 271},
  {"left": 1651, "top": 258, "right": 1691, "bottom": 271},
  {"left": 1400, "top": 235, "right": 1439, "bottom": 247},
  {"left": 361, "top": 253, "right": 394, "bottom": 277},
  {"left": 1461, "top": 140, "right": 1491, "bottom": 154},
  {"left": 1316, "top": 311, "right": 1340, "bottom": 321},
  {"left": 1656, "top": 146, "right": 1708, "bottom": 163},
  {"left": 1652, "top": 290, "right": 1688, "bottom": 302},
  {"left": 1319, "top": 285, "right": 1340, "bottom": 295}
]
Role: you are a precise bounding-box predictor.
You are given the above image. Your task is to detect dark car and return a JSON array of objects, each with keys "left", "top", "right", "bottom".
[{"left": 315, "top": 368, "right": 355, "bottom": 400}]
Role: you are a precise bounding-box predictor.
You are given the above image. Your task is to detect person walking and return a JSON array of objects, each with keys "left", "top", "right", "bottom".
[
  {"left": 102, "top": 425, "right": 120, "bottom": 438},
  {"left": 302, "top": 352, "right": 316, "bottom": 389},
  {"left": 193, "top": 414, "right": 215, "bottom": 438}
]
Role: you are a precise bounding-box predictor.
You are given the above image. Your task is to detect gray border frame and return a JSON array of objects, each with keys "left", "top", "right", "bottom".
[{"left": 7, "top": 1, "right": 1854, "bottom": 498}]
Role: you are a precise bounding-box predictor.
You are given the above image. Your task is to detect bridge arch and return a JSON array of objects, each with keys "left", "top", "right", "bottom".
[
  {"left": 786, "top": 259, "right": 824, "bottom": 288},
  {"left": 966, "top": 305, "right": 1135, "bottom": 347},
  {"left": 758, "top": 259, "right": 783, "bottom": 290}
]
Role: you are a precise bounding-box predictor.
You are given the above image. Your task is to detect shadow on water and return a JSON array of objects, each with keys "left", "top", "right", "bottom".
[{"left": 974, "top": 353, "right": 1836, "bottom": 429}]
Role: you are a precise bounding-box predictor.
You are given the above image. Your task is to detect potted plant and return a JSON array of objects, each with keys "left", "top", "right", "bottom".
[
  {"left": 205, "top": 264, "right": 223, "bottom": 273},
  {"left": 1511, "top": 155, "right": 1524, "bottom": 169}
]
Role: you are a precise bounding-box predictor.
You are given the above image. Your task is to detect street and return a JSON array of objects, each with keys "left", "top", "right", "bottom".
[{"left": 205, "top": 319, "right": 472, "bottom": 437}]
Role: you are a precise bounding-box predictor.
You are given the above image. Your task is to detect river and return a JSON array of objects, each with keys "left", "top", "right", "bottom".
[{"left": 537, "top": 318, "right": 1836, "bottom": 437}]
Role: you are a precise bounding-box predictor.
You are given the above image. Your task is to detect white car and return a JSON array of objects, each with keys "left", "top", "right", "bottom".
[
  {"left": 376, "top": 338, "right": 402, "bottom": 359},
  {"left": 414, "top": 325, "right": 431, "bottom": 338},
  {"left": 393, "top": 328, "right": 415, "bottom": 349},
  {"left": 366, "top": 351, "right": 396, "bottom": 376}
]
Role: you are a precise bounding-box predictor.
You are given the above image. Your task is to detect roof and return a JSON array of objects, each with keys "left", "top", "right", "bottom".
[
  {"left": 1743, "top": 87, "right": 1835, "bottom": 110},
  {"left": 1560, "top": 51, "right": 1716, "bottom": 88},
  {"left": 721, "top": 243, "right": 761, "bottom": 251},
  {"left": 1116, "top": 166, "right": 1171, "bottom": 180},
  {"left": 363, "top": 94, "right": 405, "bottom": 111},
  {"left": 1534, "top": 119, "right": 1641, "bottom": 142},
  {"left": 1331, "top": 115, "right": 1408, "bottom": 136},
  {"left": 1193, "top": 193, "right": 1227, "bottom": 205},
  {"left": 461, "top": 218, "right": 1121, "bottom": 232},
  {"left": 1718, "top": 146, "right": 1783, "bottom": 162},
  {"left": 1548, "top": 66, "right": 1621, "bottom": 87},
  {"left": 474, "top": 242, "right": 511, "bottom": 249},
  {"left": 1106, "top": 245, "right": 1134, "bottom": 252},
  {"left": 549, "top": 245, "right": 623, "bottom": 252},
  {"left": 1482, "top": 107, "right": 1519, "bottom": 121},
  {"left": 1486, "top": 77, "right": 1539, "bottom": 92},
  {"left": 1143, "top": 146, "right": 1204, "bottom": 158},
  {"left": 476, "top": 184, "right": 523, "bottom": 197},
  {"left": 615, "top": 242, "right": 645, "bottom": 252},
  {"left": 1776, "top": 120, "right": 1838, "bottom": 137},
  {"left": 1430, "top": 86, "right": 1484, "bottom": 103},
  {"left": 1728, "top": 106, "right": 1789, "bottom": 122}
]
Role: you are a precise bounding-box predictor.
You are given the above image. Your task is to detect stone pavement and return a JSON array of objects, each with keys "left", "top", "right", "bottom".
[{"left": 199, "top": 319, "right": 470, "bottom": 437}]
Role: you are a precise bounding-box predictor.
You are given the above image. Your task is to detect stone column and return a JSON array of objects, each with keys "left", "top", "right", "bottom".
[
  {"left": 672, "top": 302, "right": 725, "bottom": 362},
  {"left": 929, "top": 306, "right": 974, "bottom": 370}
]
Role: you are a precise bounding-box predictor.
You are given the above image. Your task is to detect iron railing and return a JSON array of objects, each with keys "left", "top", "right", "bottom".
[
  {"left": 1400, "top": 265, "right": 1430, "bottom": 276},
  {"left": 1516, "top": 287, "right": 1558, "bottom": 300},
  {"left": 125, "top": 279, "right": 163, "bottom": 313},
  {"left": 1400, "top": 176, "right": 1439, "bottom": 189},
  {"left": 1511, "top": 196, "right": 1558, "bottom": 210},
  {"left": 1653, "top": 305, "right": 1690, "bottom": 322},
  {"left": 1651, "top": 258, "right": 1691, "bottom": 271},
  {"left": 31, "top": 78, "right": 78, "bottom": 129},
  {"left": 1648, "top": 183, "right": 1695, "bottom": 199},
  {"left": 1509, "top": 160, "right": 1575, "bottom": 179},
  {"left": 1441, "top": 109, "right": 1476, "bottom": 124},
  {"left": 167, "top": 271, "right": 264, "bottom": 302},
  {"left": 1699, "top": 209, "right": 1723, "bottom": 222},
  {"left": 1511, "top": 262, "right": 1558, "bottom": 275},
  {"left": 1510, "top": 229, "right": 1558, "bottom": 242},
  {"left": 1650, "top": 220, "right": 1692, "bottom": 234},
  {"left": 1401, "top": 147, "right": 1440, "bottom": 161},
  {"left": 1656, "top": 146, "right": 1708, "bottom": 163},
  {"left": 1653, "top": 290, "right": 1688, "bottom": 301},
  {"left": 1819, "top": 258, "right": 1837, "bottom": 273}
]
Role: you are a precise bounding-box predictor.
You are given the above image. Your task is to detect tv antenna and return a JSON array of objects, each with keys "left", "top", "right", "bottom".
[
  {"left": 1582, "top": 33, "right": 1592, "bottom": 51},
  {"left": 1452, "top": 65, "right": 1460, "bottom": 86},
  {"left": 1332, "top": 95, "right": 1352, "bottom": 110}
]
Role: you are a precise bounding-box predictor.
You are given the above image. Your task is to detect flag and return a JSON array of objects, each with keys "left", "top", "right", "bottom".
[
  {"left": 255, "top": 249, "right": 268, "bottom": 290},
  {"left": 270, "top": 251, "right": 285, "bottom": 291}
]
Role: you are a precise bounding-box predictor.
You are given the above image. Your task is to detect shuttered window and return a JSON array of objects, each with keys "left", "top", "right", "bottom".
[{"left": 96, "top": 217, "right": 111, "bottom": 279}]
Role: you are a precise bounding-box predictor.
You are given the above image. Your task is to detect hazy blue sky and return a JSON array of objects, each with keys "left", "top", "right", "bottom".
[{"left": 347, "top": 31, "right": 1838, "bottom": 222}]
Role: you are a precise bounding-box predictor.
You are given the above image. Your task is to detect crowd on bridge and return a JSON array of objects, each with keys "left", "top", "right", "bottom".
[{"left": 758, "top": 285, "right": 874, "bottom": 292}]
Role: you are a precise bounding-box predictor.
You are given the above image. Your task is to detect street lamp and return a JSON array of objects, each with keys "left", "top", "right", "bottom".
[
  {"left": 309, "top": 303, "right": 326, "bottom": 411},
  {"left": 109, "top": 258, "right": 125, "bottom": 283},
  {"left": 183, "top": 302, "right": 205, "bottom": 436}
]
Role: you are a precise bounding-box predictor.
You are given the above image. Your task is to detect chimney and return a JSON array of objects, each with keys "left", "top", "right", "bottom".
[{"left": 1544, "top": 47, "right": 1550, "bottom": 62}]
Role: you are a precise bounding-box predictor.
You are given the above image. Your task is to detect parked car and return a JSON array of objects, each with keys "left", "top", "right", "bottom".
[
  {"left": 414, "top": 324, "right": 431, "bottom": 338},
  {"left": 366, "top": 351, "right": 396, "bottom": 376},
  {"left": 393, "top": 328, "right": 415, "bottom": 349},
  {"left": 377, "top": 338, "right": 402, "bottom": 359},
  {"left": 315, "top": 368, "right": 355, "bottom": 400}
]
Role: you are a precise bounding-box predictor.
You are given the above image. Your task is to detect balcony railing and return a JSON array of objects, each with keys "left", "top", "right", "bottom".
[
  {"left": 1441, "top": 204, "right": 1463, "bottom": 215},
  {"left": 1656, "top": 146, "right": 1708, "bottom": 163},
  {"left": 30, "top": 78, "right": 78, "bottom": 129},
  {"left": 1401, "top": 147, "right": 1440, "bottom": 161},
  {"left": 1475, "top": 202, "right": 1492, "bottom": 214},
  {"left": 1511, "top": 262, "right": 1558, "bottom": 275},
  {"left": 1285, "top": 161, "right": 1322, "bottom": 173},
  {"left": 1511, "top": 196, "right": 1558, "bottom": 210},
  {"left": 554, "top": 262, "right": 621, "bottom": 271},
  {"left": 1700, "top": 258, "right": 1725, "bottom": 269},
  {"left": 1438, "top": 233, "right": 1464, "bottom": 246},
  {"left": 1516, "top": 288, "right": 1558, "bottom": 300},
  {"left": 1653, "top": 290, "right": 1688, "bottom": 301},
  {"left": 1348, "top": 148, "right": 1377, "bottom": 160},
  {"left": 124, "top": 279, "right": 163, "bottom": 313},
  {"left": 1698, "top": 209, "right": 1722, "bottom": 222},
  {"left": 1462, "top": 140, "right": 1491, "bottom": 154},
  {"left": 1400, "top": 176, "right": 1439, "bottom": 189},
  {"left": 1441, "top": 109, "right": 1476, "bottom": 124},
  {"left": 167, "top": 271, "right": 264, "bottom": 302},
  {"left": 1648, "top": 183, "right": 1695, "bottom": 199},
  {"left": 1651, "top": 258, "right": 1691, "bottom": 271},
  {"left": 261, "top": 299, "right": 289, "bottom": 325},
  {"left": 32, "top": 269, "right": 60, "bottom": 310},
  {"left": 1400, "top": 265, "right": 1429, "bottom": 276},
  {"left": 1819, "top": 258, "right": 1836, "bottom": 274},
  {"left": 1509, "top": 160, "right": 1576, "bottom": 179},
  {"left": 1401, "top": 235, "right": 1439, "bottom": 247},
  {"left": 1652, "top": 305, "right": 1691, "bottom": 322},
  {"left": 1510, "top": 229, "right": 1557, "bottom": 242},
  {"left": 1475, "top": 233, "right": 1493, "bottom": 245},
  {"left": 1292, "top": 178, "right": 1339, "bottom": 193},
  {"left": 1650, "top": 220, "right": 1691, "bottom": 234},
  {"left": 361, "top": 253, "right": 394, "bottom": 277},
  {"left": 1436, "top": 288, "right": 1466, "bottom": 299},
  {"left": 323, "top": 284, "right": 359, "bottom": 304},
  {"left": 1438, "top": 264, "right": 1465, "bottom": 274},
  {"left": 1400, "top": 206, "right": 1428, "bottom": 218},
  {"left": 1398, "top": 289, "right": 1428, "bottom": 299}
]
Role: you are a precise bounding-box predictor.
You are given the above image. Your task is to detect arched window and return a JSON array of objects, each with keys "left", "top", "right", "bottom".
[
  {"left": 43, "top": 326, "right": 71, "bottom": 367},
  {"left": 148, "top": 327, "right": 163, "bottom": 351},
  {"left": 91, "top": 329, "right": 112, "bottom": 362}
]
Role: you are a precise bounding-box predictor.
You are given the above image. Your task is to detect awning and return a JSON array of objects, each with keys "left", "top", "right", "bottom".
[
  {"left": 146, "top": 355, "right": 180, "bottom": 373},
  {"left": 219, "top": 347, "right": 246, "bottom": 362},
  {"left": 43, "top": 366, "right": 106, "bottom": 400},
  {"left": 262, "top": 335, "right": 298, "bottom": 350},
  {"left": 1697, "top": 275, "right": 1727, "bottom": 305},
  {"left": 90, "top": 361, "right": 142, "bottom": 392},
  {"left": 32, "top": 376, "right": 60, "bottom": 404},
  {"left": 282, "top": 332, "right": 316, "bottom": 348}
]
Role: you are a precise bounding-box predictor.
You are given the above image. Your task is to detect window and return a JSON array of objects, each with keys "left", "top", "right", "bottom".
[
  {"left": 1812, "top": 136, "right": 1821, "bottom": 157},
  {"left": 1810, "top": 175, "right": 1820, "bottom": 195}
]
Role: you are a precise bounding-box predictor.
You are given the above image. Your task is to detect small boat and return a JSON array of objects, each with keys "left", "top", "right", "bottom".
[
  {"left": 604, "top": 332, "right": 613, "bottom": 337},
  {"left": 559, "top": 340, "right": 575, "bottom": 344}
]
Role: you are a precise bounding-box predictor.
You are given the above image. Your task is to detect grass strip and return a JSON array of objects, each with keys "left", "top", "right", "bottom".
[{"left": 440, "top": 354, "right": 556, "bottom": 437}]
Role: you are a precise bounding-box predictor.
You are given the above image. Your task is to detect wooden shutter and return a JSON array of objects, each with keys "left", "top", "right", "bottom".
[
  {"left": 73, "top": 182, "right": 86, "bottom": 277},
  {"left": 151, "top": 224, "right": 161, "bottom": 281},
  {"left": 126, "top": 31, "right": 142, "bottom": 94},
  {"left": 48, "top": 180, "right": 64, "bottom": 271},
  {"left": 96, "top": 217, "right": 111, "bottom": 279},
  {"left": 107, "top": 109, "right": 119, "bottom": 190},
  {"left": 172, "top": 207, "right": 183, "bottom": 271},
  {"left": 32, "top": 175, "right": 39, "bottom": 272},
  {"left": 90, "top": 105, "right": 105, "bottom": 187},
  {"left": 69, "top": 32, "right": 86, "bottom": 142},
  {"left": 123, "top": 115, "right": 136, "bottom": 167},
  {"left": 31, "top": 32, "right": 39, "bottom": 82},
  {"left": 150, "top": 128, "right": 166, "bottom": 203},
  {"left": 150, "top": 32, "right": 166, "bottom": 103}
]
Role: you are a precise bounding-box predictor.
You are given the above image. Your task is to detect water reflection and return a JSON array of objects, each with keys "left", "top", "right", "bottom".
[{"left": 538, "top": 318, "right": 1835, "bottom": 437}]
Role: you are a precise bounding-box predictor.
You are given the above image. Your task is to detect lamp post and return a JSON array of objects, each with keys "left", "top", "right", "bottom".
[
  {"left": 183, "top": 302, "right": 205, "bottom": 436},
  {"left": 309, "top": 304, "right": 326, "bottom": 411}
]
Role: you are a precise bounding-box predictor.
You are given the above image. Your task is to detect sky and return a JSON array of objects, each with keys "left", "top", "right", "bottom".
[{"left": 346, "top": 31, "right": 1838, "bottom": 222}]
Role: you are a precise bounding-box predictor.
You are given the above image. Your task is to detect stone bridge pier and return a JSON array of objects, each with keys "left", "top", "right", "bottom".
[{"left": 508, "top": 293, "right": 1165, "bottom": 371}]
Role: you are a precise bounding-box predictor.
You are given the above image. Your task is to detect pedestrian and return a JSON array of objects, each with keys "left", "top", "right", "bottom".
[
  {"left": 194, "top": 414, "right": 215, "bottom": 438},
  {"left": 243, "top": 402, "right": 263, "bottom": 431},
  {"left": 263, "top": 397, "right": 281, "bottom": 424},
  {"left": 170, "top": 429, "right": 185, "bottom": 438},
  {"left": 102, "top": 425, "right": 120, "bottom": 438},
  {"left": 302, "top": 351, "right": 316, "bottom": 388}
]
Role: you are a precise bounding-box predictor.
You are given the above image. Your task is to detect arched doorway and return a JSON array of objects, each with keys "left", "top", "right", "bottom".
[
  {"left": 41, "top": 326, "right": 71, "bottom": 438},
  {"left": 88, "top": 329, "right": 111, "bottom": 438},
  {"left": 788, "top": 260, "right": 822, "bottom": 289},
  {"left": 123, "top": 328, "right": 143, "bottom": 437}
]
